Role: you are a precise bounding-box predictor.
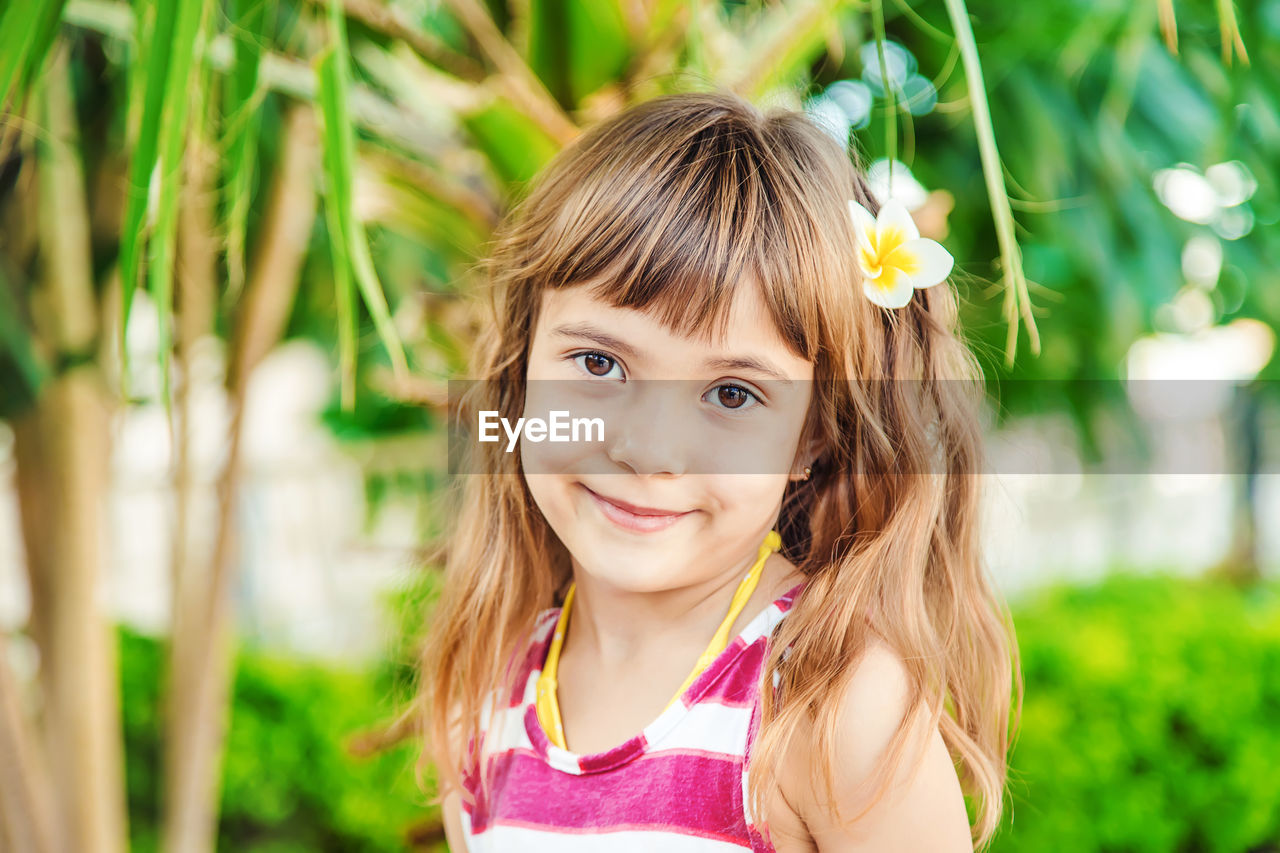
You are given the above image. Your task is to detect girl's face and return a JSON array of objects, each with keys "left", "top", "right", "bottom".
[{"left": 521, "top": 281, "right": 817, "bottom": 595}]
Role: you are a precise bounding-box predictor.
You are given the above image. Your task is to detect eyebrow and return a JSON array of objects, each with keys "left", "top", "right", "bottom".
[{"left": 551, "top": 322, "right": 794, "bottom": 384}]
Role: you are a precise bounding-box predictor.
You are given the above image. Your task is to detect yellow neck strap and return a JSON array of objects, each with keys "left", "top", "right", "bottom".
[{"left": 535, "top": 528, "right": 782, "bottom": 750}]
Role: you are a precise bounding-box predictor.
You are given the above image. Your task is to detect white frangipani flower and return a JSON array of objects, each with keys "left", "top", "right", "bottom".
[{"left": 848, "top": 198, "right": 954, "bottom": 309}]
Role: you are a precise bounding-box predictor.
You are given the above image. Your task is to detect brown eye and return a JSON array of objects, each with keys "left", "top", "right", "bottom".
[
  {"left": 711, "top": 384, "right": 759, "bottom": 411},
  {"left": 718, "top": 386, "right": 748, "bottom": 408},
  {"left": 577, "top": 352, "right": 620, "bottom": 378}
]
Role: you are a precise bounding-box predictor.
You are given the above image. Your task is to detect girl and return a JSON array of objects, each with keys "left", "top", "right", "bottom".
[{"left": 417, "top": 91, "right": 1021, "bottom": 851}]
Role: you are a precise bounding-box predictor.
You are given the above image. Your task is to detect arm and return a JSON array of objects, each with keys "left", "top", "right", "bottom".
[
  {"left": 442, "top": 787, "right": 468, "bottom": 852},
  {"left": 437, "top": 694, "right": 471, "bottom": 852},
  {"left": 780, "top": 640, "right": 972, "bottom": 852}
]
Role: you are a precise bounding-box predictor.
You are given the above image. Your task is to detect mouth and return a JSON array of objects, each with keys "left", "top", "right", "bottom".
[{"left": 580, "top": 484, "right": 694, "bottom": 533}]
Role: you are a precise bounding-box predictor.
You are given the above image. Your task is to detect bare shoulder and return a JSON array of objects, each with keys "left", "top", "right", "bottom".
[{"left": 777, "top": 638, "right": 972, "bottom": 852}]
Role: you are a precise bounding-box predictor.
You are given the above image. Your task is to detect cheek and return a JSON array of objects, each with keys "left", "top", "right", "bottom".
[
  {"left": 521, "top": 434, "right": 591, "bottom": 477},
  {"left": 702, "top": 474, "right": 789, "bottom": 518},
  {"left": 521, "top": 470, "right": 577, "bottom": 551},
  {"left": 672, "top": 418, "right": 788, "bottom": 476},
  {"left": 523, "top": 471, "right": 554, "bottom": 514},
  {"left": 519, "top": 381, "right": 613, "bottom": 476}
]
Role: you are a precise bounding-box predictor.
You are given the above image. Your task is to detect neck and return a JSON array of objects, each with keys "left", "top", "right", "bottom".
[{"left": 565, "top": 541, "right": 768, "bottom": 668}]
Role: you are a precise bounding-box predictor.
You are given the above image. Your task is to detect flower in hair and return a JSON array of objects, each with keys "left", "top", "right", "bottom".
[{"left": 848, "top": 198, "right": 954, "bottom": 309}]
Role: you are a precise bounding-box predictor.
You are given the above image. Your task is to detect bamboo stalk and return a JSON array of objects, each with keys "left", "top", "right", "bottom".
[
  {"left": 162, "top": 103, "right": 319, "bottom": 853},
  {"left": 31, "top": 42, "right": 128, "bottom": 853},
  {"left": 0, "top": 631, "right": 58, "bottom": 853},
  {"left": 169, "top": 54, "right": 219, "bottom": 678}
]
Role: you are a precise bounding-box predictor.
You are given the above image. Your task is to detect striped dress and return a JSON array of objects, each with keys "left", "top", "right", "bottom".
[{"left": 459, "top": 581, "right": 806, "bottom": 852}]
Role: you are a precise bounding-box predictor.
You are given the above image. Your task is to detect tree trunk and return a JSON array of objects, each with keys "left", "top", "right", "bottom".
[{"left": 1209, "top": 381, "right": 1263, "bottom": 584}]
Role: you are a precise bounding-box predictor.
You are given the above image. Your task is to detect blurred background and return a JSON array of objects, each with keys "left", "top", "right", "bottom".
[{"left": 0, "top": 0, "right": 1278, "bottom": 850}]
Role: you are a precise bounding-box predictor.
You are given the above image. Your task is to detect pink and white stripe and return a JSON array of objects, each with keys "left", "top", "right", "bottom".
[{"left": 460, "top": 581, "right": 805, "bottom": 852}]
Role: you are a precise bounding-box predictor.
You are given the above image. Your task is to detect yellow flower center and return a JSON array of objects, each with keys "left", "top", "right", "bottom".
[{"left": 860, "top": 224, "right": 909, "bottom": 288}]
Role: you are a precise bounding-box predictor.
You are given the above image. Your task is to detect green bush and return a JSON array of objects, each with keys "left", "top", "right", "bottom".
[
  {"left": 118, "top": 628, "right": 439, "bottom": 853},
  {"left": 117, "top": 570, "right": 1280, "bottom": 852},
  {"left": 993, "top": 572, "right": 1280, "bottom": 853}
]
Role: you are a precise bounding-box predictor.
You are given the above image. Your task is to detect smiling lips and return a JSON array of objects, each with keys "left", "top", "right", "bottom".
[{"left": 581, "top": 485, "right": 693, "bottom": 533}]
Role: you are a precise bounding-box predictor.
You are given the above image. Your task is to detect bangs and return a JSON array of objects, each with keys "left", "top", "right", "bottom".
[{"left": 520, "top": 95, "right": 846, "bottom": 363}]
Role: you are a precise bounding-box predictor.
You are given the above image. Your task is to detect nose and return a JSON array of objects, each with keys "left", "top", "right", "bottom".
[{"left": 605, "top": 383, "right": 688, "bottom": 477}]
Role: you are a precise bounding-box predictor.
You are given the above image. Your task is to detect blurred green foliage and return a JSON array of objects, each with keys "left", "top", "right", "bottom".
[
  {"left": 115, "top": 570, "right": 1280, "bottom": 852},
  {"left": 118, "top": 627, "right": 439, "bottom": 852},
  {"left": 993, "top": 573, "right": 1280, "bottom": 852}
]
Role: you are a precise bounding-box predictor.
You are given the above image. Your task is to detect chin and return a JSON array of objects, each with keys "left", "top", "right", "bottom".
[{"left": 568, "top": 531, "right": 687, "bottom": 593}]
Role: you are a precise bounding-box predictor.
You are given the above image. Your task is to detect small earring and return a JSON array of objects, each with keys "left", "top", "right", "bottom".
[{"left": 802, "top": 465, "right": 812, "bottom": 481}]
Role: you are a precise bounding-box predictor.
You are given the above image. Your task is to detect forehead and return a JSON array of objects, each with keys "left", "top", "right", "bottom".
[{"left": 532, "top": 282, "right": 814, "bottom": 381}]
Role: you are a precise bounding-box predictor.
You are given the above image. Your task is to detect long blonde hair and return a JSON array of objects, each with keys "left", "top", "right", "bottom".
[{"left": 417, "top": 90, "right": 1021, "bottom": 849}]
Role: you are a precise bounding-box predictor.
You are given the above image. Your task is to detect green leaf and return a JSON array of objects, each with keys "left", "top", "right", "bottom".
[
  {"left": 527, "top": 0, "right": 630, "bottom": 107},
  {"left": 942, "top": 0, "right": 1038, "bottom": 367},
  {"left": 315, "top": 47, "right": 358, "bottom": 411},
  {"left": 315, "top": 0, "right": 409, "bottom": 411},
  {"left": 145, "top": 0, "right": 213, "bottom": 407},
  {"left": 124, "top": 0, "right": 154, "bottom": 147},
  {"left": 0, "top": 0, "right": 69, "bottom": 116},
  {"left": 462, "top": 97, "right": 560, "bottom": 185},
  {"left": 222, "top": 0, "right": 274, "bottom": 303},
  {"left": 871, "top": 0, "right": 898, "bottom": 176},
  {"left": 118, "top": 0, "right": 177, "bottom": 345},
  {"left": 0, "top": 264, "right": 48, "bottom": 409},
  {"left": 118, "top": 0, "right": 212, "bottom": 403}
]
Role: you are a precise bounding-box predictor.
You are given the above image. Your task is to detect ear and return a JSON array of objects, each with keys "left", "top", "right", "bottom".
[
  {"left": 789, "top": 388, "right": 829, "bottom": 480},
  {"left": 790, "top": 426, "right": 827, "bottom": 481}
]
